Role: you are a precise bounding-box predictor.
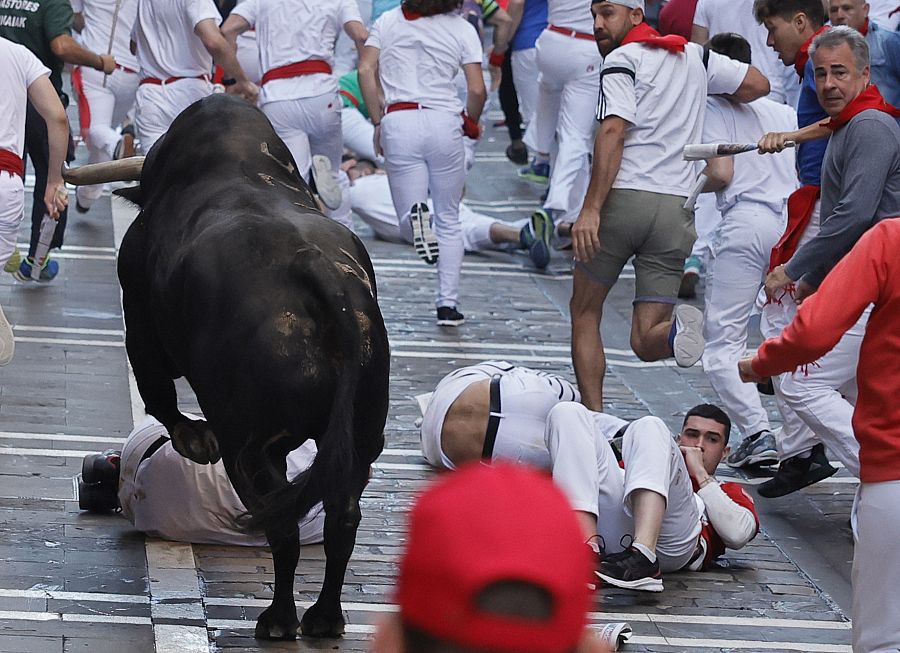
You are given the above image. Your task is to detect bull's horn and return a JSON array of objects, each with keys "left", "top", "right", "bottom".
[{"left": 63, "top": 156, "right": 145, "bottom": 185}]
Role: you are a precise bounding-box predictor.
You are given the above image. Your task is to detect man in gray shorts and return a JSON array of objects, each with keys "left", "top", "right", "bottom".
[{"left": 569, "top": 0, "right": 770, "bottom": 409}]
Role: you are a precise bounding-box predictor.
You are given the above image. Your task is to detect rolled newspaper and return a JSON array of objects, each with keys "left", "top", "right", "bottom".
[
  {"left": 596, "top": 622, "right": 633, "bottom": 651},
  {"left": 31, "top": 214, "right": 58, "bottom": 281},
  {"left": 683, "top": 141, "right": 796, "bottom": 161}
]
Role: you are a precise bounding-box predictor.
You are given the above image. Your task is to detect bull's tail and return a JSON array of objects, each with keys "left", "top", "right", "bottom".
[{"left": 247, "top": 246, "right": 365, "bottom": 534}]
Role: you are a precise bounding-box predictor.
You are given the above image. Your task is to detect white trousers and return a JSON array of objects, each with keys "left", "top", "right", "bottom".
[
  {"left": 524, "top": 29, "right": 600, "bottom": 221},
  {"left": 702, "top": 201, "right": 785, "bottom": 437},
  {"left": 511, "top": 47, "right": 539, "bottom": 128},
  {"left": 0, "top": 172, "right": 25, "bottom": 266},
  {"left": 135, "top": 78, "right": 213, "bottom": 154},
  {"left": 74, "top": 66, "right": 139, "bottom": 209},
  {"left": 118, "top": 416, "right": 324, "bottom": 546},
  {"left": 687, "top": 193, "right": 721, "bottom": 266},
  {"left": 381, "top": 108, "right": 466, "bottom": 308},
  {"left": 852, "top": 480, "right": 900, "bottom": 653},
  {"left": 341, "top": 106, "right": 380, "bottom": 163},
  {"left": 262, "top": 91, "right": 343, "bottom": 179},
  {"left": 545, "top": 406, "right": 701, "bottom": 570}
]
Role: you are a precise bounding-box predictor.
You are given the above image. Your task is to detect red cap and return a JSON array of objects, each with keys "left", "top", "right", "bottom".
[{"left": 397, "top": 462, "right": 592, "bottom": 653}]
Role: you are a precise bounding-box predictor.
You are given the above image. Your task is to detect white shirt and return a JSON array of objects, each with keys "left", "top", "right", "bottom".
[
  {"left": 693, "top": 0, "right": 797, "bottom": 105},
  {"left": 703, "top": 95, "right": 798, "bottom": 213},
  {"left": 133, "top": 0, "right": 220, "bottom": 80},
  {"left": 869, "top": 0, "right": 900, "bottom": 31},
  {"left": 599, "top": 42, "right": 748, "bottom": 196},
  {"left": 232, "top": 0, "right": 362, "bottom": 103},
  {"left": 366, "top": 7, "right": 483, "bottom": 114},
  {"left": 0, "top": 37, "right": 50, "bottom": 157},
  {"left": 71, "top": 0, "right": 140, "bottom": 71},
  {"left": 547, "top": 0, "right": 594, "bottom": 33}
]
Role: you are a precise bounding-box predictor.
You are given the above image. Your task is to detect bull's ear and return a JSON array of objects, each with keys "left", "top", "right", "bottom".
[{"left": 113, "top": 185, "right": 143, "bottom": 207}]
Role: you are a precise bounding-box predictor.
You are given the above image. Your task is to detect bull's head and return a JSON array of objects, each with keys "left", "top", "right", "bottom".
[{"left": 63, "top": 157, "right": 145, "bottom": 205}]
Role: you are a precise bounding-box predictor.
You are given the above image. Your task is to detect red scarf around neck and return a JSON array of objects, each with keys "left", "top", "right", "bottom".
[
  {"left": 621, "top": 22, "right": 687, "bottom": 53},
  {"left": 860, "top": 18, "right": 869, "bottom": 35},
  {"left": 825, "top": 84, "right": 900, "bottom": 131},
  {"left": 794, "top": 25, "right": 829, "bottom": 79},
  {"left": 401, "top": 4, "right": 424, "bottom": 19}
]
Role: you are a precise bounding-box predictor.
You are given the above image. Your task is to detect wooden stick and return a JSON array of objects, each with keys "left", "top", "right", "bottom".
[{"left": 102, "top": 0, "right": 123, "bottom": 89}]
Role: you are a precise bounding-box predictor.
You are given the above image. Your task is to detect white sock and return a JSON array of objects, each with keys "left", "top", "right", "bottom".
[{"left": 633, "top": 541, "right": 657, "bottom": 563}]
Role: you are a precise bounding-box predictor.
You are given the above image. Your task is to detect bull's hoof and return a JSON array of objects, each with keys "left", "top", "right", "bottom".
[
  {"left": 254, "top": 607, "right": 300, "bottom": 640},
  {"left": 300, "top": 602, "right": 345, "bottom": 638},
  {"left": 171, "top": 418, "right": 221, "bottom": 464}
]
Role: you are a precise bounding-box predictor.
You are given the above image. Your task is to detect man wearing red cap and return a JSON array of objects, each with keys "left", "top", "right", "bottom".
[{"left": 371, "top": 462, "right": 611, "bottom": 653}]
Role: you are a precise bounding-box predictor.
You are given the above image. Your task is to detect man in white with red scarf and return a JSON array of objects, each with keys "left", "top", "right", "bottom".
[
  {"left": 570, "top": 0, "right": 770, "bottom": 410},
  {"left": 222, "top": 0, "right": 368, "bottom": 224},
  {"left": 71, "top": 0, "right": 139, "bottom": 214}
]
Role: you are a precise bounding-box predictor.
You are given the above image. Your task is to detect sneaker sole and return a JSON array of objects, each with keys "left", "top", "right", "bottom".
[
  {"left": 0, "top": 305, "right": 14, "bottom": 366},
  {"left": 757, "top": 465, "right": 838, "bottom": 498},
  {"left": 517, "top": 171, "right": 550, "bottom": 184},
  {"left": 595, "top": 571, "right": 664, "bottom": 592},
  {"left": 411, "top": 203, "right": 439, "bottom": 265},
  {"left": 310, "top": 155, "right": 343, "bottom": 210},
  {"left": 436, "top": 318, "right": 465, "bottom": 327},
  {"left": 672, "top": 304, "right": 704, "bottom": 367},
  {"left": 725, "top": 449, "right": 780, "bottom": 468}
]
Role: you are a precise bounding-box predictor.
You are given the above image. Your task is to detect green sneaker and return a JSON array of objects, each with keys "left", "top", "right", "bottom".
[{"left": 3, "top": 248, "right": 21, "bottom": 274}]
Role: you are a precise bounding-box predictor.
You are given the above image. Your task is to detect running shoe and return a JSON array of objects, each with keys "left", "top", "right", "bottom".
[
  {"left": 725, "top": 430, "right": 779, "bottom": 468},
  {"left": 596, "top": 544, "right": 663, "bottom": 592},
  {"left": 671, "top": 304, "right": 704, "bottom": 367},
  {"left": 518, "top": 160, "right": 550, "bottom": 184},
  {"left": 528, "top": 209, "right": 553, "bottom": 269},
  {"left": 757, "top": 444, "right": 837, "bottom": 497},
  {"left": 505, "top": 140, "right": 528, "bottom": 165},
  {"left": 310, "top": 154, "right": 343, "bottom": 210},
  {"left": 15, "top": 256, "right": 59, "bottom": 282},
  {"left": 436, "top": 306, "right": 465, "bottom": 327},
  {"left": 410, "top": 202, "right": 439, "bottom": 265},
  {"left": 0, "top": 303, "right": 14, "bottom": 366},
  {"left": 3, "top": 248, "right": 21, "bottom": 275}
]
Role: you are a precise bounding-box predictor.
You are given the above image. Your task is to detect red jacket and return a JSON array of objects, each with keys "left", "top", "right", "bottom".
[{"left": 753, "top": 220, "right": 900, "bottom": 483}]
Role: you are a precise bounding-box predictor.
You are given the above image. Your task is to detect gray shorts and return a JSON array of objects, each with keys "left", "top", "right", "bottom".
[{"left": 578, "top": 188, "right": 695, "bottom": 303}]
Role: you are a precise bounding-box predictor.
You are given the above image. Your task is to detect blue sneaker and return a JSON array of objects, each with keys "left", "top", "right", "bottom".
[
  {"left": 518, "top": 160, "right": 550, "bottom": 184},
  {"left": 15, "top": 256, "right": 59, "bottom": 282},
  {"left": 528, "top": 209, "right": 553, "bottom": 269}
]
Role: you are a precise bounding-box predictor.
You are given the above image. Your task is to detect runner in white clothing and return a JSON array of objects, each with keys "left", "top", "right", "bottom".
[
  {"left": 696, "top": 33, "right": 798, "bottom": 458},
  {"left": 570, "top": 0, "right": 770, "bottom": 410},
  {"left": 132, "top": 0, "right": 256, "bottom": 153},
  {"left": 222, "top": 0, "right": 368, "bottom": 199},
  {"left": 71, "top": 0, "right": 139, "bottom": 213},
  {"left": 0, "top": 37, "right": 69, "bottom": 366},
  {"left": 359, "top": 0, "right": 487, "bottom": 326}
]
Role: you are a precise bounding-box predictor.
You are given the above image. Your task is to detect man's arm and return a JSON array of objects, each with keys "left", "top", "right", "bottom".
[
  {"left": 487, "top": 7, "right": 517, "bottom": 58},
  {"left": 49, "top": 34, "right": 116, "bottom": 73},
  {"left": 758, "top": 120, "right": 831, "bottom": 153},
  {"left": 358, "top": 45, "right": 384, "bottom": 154},
  {"left": 690, "top": 24, "right": 709, "bottom": 44},
  {"left": 700, "top": 157, "right": 733, "bottom": 192},
  {"left": 572, "top": 117, "right": 626, "bottom": 262},
  {"left": 194, "top": 18, "right": 257, "bottom": 101},
  {"left": 220, "top": 13, "right": 251, "bottom": 49},
  {"left": 698, "top": 483, "right": 758, "bottom": 549},
  {"left": 344, "top": 20, "right": 369, "bottom": 61},
  {"left": 463, "top": 61, "right": 487, "bottom": 123},
  {"left": 27, "top": 75, "right": 69, "bottom": 219},
  {"left": 728, "top": 66, "right": 770, "bottom": 103}
]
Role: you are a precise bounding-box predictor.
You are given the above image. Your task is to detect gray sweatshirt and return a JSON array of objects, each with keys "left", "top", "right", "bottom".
[{"left": 785, "top": 109, "right": 900, "bottom": 287}]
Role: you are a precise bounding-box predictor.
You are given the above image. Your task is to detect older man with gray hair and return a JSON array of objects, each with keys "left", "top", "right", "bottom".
[{"left": 828, "top": 0, "right": 900, "bottom": 106}]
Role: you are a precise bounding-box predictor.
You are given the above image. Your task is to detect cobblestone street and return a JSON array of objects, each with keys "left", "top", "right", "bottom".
[{"left": 0, "top": 104, "right": 859, "bottom": 652}]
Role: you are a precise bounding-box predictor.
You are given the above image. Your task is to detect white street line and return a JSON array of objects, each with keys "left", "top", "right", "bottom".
[
  {"left": 12, "top": 324, "right": 124, "bottom": 336},
  {"left": 389, "top": 339, "right": 634, "bottom": 356},
  {"left": 13, "top": 336, "right": 124, "bottom": 347},
  {"left": 17, "top": 242, "right": 117, "bottom": 254},
  {"left": 0, "top": 431, "right": 126, "bottom": 444},
  {"left": 0, "top": 610, "right": 150, "bottom": 626},
  {"left": 390, "top": 349, "right": 671, "bottom": 368},
  {"left": 0, "top": 588, "right": 149, "bottom": 604},
  {"left": 374, "top": 264, "right": 570, "bottom": 279},
  {"left": 371, "top": 258, "right": 529, "bottom": 271}
]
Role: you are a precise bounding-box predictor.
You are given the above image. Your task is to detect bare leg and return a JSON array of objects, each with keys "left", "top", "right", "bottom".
[
  {"left": 631, "top": 489, "right": 666, "bottom": 552},
  {"left": 631, "top": 301, "right": 676, "bottom": 362},
  {"left": 489, "top": 222, "right": 522, "bottom": 245},
  {"left": 570, "top": 268, "right": 612, "bottom": 410},
  {"left": 575, "top": 511, "right": 598, "bottom": 543}
]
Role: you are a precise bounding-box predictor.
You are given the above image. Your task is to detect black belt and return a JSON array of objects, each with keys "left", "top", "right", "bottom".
[
  {"left": 140, "top": 435, "right": 169, "bottom": 464},
  {"left": 481, "top": 375, "right": 503, "bottom": 459}
]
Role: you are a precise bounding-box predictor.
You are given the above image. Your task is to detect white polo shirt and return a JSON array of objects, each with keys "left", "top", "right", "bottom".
[
  {"left": 703, "top": 95, "right": 798, "bottom": 213},
  {"left": 132, "top": 0, "right": 220, "bottom": 80},
  {"left": 232, "top": 0, "right": 362, "bottom": 104},
  {"left": 547, "top": 0, "right": 594, "bottom": 33},
  {"left": 366, "top": 7, "right": 482, "bottom": 115},
  {"left": 693, "top": 0, "right": 797, "bottom": 105},
  {"left": 598, "top": 41, "right": 748, "bottom": 197},
  {"left": 71, "top": 0, "right": 140, "bottom": 71},
  {"left": 0, "top": 37, "right": 49, "bottom": 158}
]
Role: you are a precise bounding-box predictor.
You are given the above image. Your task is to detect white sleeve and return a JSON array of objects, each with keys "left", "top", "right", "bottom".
[
  {"left": 459, "top": 17, "right": 484, "bottom": 64},
  {"left": 692, "top": 0, "right": 710, "bottom": 28},
  {"left": 365, "top": 14, "right": 384, "bottom": 49},
  {"left": 15, "top": 43, "right": 50, "bottom": 87},
  {"left": 185, "top": 0, "right": 222, "bottom": 29},
  {"left": 597, "top": 51, "right": 637, "bottom": 124},
  {"left": 231, "top": 0, "right": 258, "bottom": 25},
  {"left": 697, "top": 482, "right": 757, "bottom": 549},
  {"left": 706, "top": 49, "right": 750, "bottom": 96},
  {"left": 340, "top": 0, "right": 363, "bottom": 26},
  {"left": 702, "top": 97, "right": 732, "bottom": 144}
]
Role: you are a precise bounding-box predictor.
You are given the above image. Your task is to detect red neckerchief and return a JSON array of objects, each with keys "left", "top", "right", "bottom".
[
  {"left": 621, "top": 22, "right": 688, "bottom": 53},
  {"left": 401, "top": 5, "right": 424, "bottom": 19},
  {"left": 768, "top": 184, "right": 820, "bottom": 274},
  {"left": 825, "top": 84, "right": 900, "bottom": 131},
  {"left": 860, "top": 18, "right": 869, "bottom": 35},
  {"left": 794, "top": 25, "right": 829, "bottom": 79}
]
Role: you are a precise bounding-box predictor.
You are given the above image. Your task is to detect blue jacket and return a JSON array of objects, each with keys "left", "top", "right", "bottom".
[
  {"left": 797, "top": 58, "right": 829, "bottom": 186},
  {"left": 867, "top": 20, "right": 900, "bottom": 108}
]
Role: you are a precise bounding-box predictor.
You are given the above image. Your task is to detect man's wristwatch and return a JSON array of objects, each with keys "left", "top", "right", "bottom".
[{"left": 221, "top": 78, "right": 237, "bottom": 87}]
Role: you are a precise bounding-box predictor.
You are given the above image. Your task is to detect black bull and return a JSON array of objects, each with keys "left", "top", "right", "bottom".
[{"left": 116, "top": 95, "right": 390, "bottom": 638}]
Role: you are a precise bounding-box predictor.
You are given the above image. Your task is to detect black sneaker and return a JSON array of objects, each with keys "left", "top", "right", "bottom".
[
  {"left": 436, "top": 306, "right": 465, "bottom": 327},
  {"left": 505, "top": 140, "right": 528, "bottom": 165},
  {"left": 596, "top": 544, "right": 663, "bottom": 592},
  {"left": 78, "top": 450, "right": 122, "bottom": 512},
  {"left": 410, "top": 202, "right": 439, "bottom": 265},
  {"left": 81, "top": 450, "right": 121, "bottom": 485},
  {"left": 725, "top": 429, "right": 779, "bottom": 468},
  {"left": 757, "top": 444, "right": 838, "bottom": 498}
]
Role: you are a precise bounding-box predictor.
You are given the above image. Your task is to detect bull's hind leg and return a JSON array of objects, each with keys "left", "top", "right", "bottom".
[
  {"left": 300, "top": 470, "right": 368, "bottom": 637},
  {"left": 256, "top": 523, "right": 302, "bottom": 640}
]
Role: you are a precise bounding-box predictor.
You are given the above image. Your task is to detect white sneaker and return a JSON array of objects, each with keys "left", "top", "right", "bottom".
[
  {"left": 410, "top": 202, "right": 439, "bottom": 265},
  {"left": 310, "top": 155, "right": 343, "bottom": 210},
  {"left": 0, "top": 303, "right": 15, "bottom": 366},
  {"left": 672, "top": 304, "right": 704, "bottom": 367}
]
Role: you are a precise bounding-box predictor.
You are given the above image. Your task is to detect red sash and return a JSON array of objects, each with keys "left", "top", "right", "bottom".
[
  {"left": 825, "top": 85, "right": 900, "bottom": 131},
  {"left": 339, "top": 90, "right": 360, "bottom": 109},
  {"left": 768, "top": 184, "right": 820, "bottom": 272},
  {"left": 547, "top": 24, "right": 595, "bottom": 41},
  {"left": 794, "top": 26, "right": 829, "bottom": 79},
  {"left": 621, "top": 22, "right": 687, "bottom": 53},
  {"left": 140, "top": 74, "right": 210, "bottom": 86},
  {"left": 0, "top": 149, "right": 25, "bottom": 179},
  {"left": 260, "top": 60, "right": 332, "bottom": 86},
  {"left": 71, "top": 67, "right": 91, "bottom": 139}
]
